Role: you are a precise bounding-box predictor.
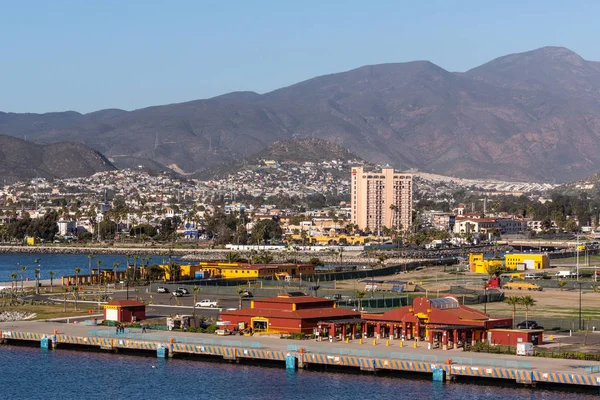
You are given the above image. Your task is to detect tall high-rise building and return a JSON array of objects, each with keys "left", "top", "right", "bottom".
[{"left": 351, "top": 166, "right": 413, "bottom": 233}]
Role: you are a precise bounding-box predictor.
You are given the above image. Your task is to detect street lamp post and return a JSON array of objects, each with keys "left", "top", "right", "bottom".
[
  {"left": 576, "top": 234, "right": 580, "bottom": 282},
  {"left": 578, "top": 282, "right": 583, "bottom": 331},
  {"left": 483, "top": 287, "right": 488, "bottom": 315}
]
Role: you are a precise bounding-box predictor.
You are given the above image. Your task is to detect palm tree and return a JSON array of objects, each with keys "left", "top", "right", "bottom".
[
  {"left": 389, "top": 204, "right": 397, "bottom": 230},
  {"left": 20, "top": 265, "right": 27, "bottom": 290},
  {"left": 226, "top": 251, "right": 241, "bottom": 263},
  {"left": 520, "top": 296, "right": 536, "bottom": 323},
  {"left": 74, "top": 268, "right": 81, "bottom": 311},
  {"left": 34, "top": 258, "right": 41, "bottom": 294},
  {"left": 113, "top": 262, "right": 120, "bottom": 292},
  {"left": 133, "top": 255, "right": 139, "bottom": 280},
  {"left": 34, "top": 268, "right": 41, "bottom": 295},
  {"left": 505, "top": 296, "right": 521, "bottom": 329},
  {"left": 237, "top": 287, "right": 245, "bottom": 309},
  {"left": 328, "top": 248, "right": 338, "bottom": 265},
  {"left": 338, "top": 248, "right": 345, "bottom": 266},
  {"left": 193, "top": 286, "right": 200, "bottom": 316},
  {"left": 355, "top": 290, "right": 366, "bottom": 310},
  {"left": 10, "top": 272, "right": 17, "bottom": 299},
  {"left": 48, "top": 271, "right": 56, "bottom": 293},
  {"left": 88, "top": 254, "right": 94, "bottom": 284},
  {"left": 125, "top": 253, "right": 131, "bottom": 281},
  {"left": 96, "top": 259, "right": 103, "bottom": 287}
]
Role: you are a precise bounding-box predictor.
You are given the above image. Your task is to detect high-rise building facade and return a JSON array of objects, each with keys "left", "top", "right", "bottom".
[{"left": 351, "top": 166, "right": 413, "bottom": 233}]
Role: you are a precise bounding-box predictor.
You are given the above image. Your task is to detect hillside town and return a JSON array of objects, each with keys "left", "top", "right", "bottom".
[{"left": 0, "top": 161, "right": 595, "bottom": 247}]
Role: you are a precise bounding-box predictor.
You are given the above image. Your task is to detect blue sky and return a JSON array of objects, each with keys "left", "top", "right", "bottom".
[{"left": 2, "top": 0, "right": 600, "bottom": 113}]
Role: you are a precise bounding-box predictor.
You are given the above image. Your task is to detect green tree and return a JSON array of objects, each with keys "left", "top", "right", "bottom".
[
  {"left": 237, "top": 287, "right": 245, "bottom": 310},
  {"left": 168, "top": 262, "right": 181, "bottom": 282},
  {"left": 193, "top": 286, "right": 200, "bottom": 316},
  {"left": 88, "top": 254, "right": 94, "bottom": 284},
  {"left": 20, "top": 265, "right": 27, "bottom": 290},
  {"left": 133, "top": 255, "right": 139, "bottom": 280},
  {"left": 504, "top": 296, "right": 521, "bottom": 329},
  {"left": 74, "top": 268, "right": 81, "bottom": 311},
  {"left": 98, "top": 219, "right": 118, "bottom": 241},
  {"left": 355, "top": 290, "right": 366, "bottom": 310},
  {"left": 519, "top": 296, "right": 536, "bottom": 323},
  {"left": 308, "top": 257, "right": 324, "bottom": 266},
  {"left": 225, "top": 251, "right": 241, "bottom": 263},
  {"left": 10, "top": 272, "right": 18, "bottom": 300},
  {"left": 34, "top": 268, "right": 41, "bottom": 295},
  {"left": 96, "top": 260, "right": 103, "bottom": 287},
  {"left": 113, "top": 262, "right": 120, "bottom": 285},
  {"left": 251, "top": 219, "right": 282, "bottom": 245},
  {"left": 486, "top": 264, "right": 506, "bottom": 279},
  {"left": 147, "top": 265, "right": 164, "bottom": 281},
  {"left": 48, "top": 271, "right": 56, "bottom": 293}
]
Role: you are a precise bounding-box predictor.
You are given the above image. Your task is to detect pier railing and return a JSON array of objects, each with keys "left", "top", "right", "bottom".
[
  {"left": 286, "top": 344, "right": 531, "bottom": 369},
  {"left": 87, "top": 329, "right": 263, "bottom": 348}
]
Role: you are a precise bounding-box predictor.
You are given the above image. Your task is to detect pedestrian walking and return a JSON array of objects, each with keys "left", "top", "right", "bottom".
[
  {"left": 141, "top": 323, "right": 147, "bottom": 333},
  {"left": 116, "top": 324, "right": 120, "bottom": 335}
]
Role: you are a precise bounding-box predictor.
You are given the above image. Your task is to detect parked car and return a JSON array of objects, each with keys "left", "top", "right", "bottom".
[
  {"left": 242, "top": 290, "right": 253, "bottom": 298},
  {"left": 517, "top": 320, "right": 543, "bottom": 329},
  {"left": 196, "top": 299, "right": 218, "bottom": 308},
  {"left": 177, "top": 287, "right": 190, "bottom": 295},
  {"left": 173, "top": 290, "right": 185, "bottom": 297},
  {"left": 157, "top": 287, "right": 169, "bottom": 293}
]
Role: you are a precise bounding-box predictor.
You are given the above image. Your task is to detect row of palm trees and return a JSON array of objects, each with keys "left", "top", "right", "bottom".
[
  {"left": 10, "top": 261, "right": 57, "bottom": 294},
  {"left": 504, "top": 295, "right": 537, "bottom": 329}
]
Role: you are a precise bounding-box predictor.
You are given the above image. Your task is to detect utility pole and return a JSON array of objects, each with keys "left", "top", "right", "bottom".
[
  {"left": 576, "top": 234, "right": 580, "bottom": 281},
  {"left": 579, "top": 282, "right": 583, "bottom": 331}
]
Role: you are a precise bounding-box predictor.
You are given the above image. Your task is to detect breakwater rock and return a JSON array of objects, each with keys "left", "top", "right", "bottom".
[
  {"left": 0, "top": 245, "right": 229, "bottom": 257},
  {"left": 179, "top": 245, "right": 514, "bottom": 263},
  {"left": 0, "top": 311, "right": 36, "bottom": 322}
]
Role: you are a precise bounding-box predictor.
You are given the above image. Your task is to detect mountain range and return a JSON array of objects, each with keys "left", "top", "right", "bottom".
[
  {"left": 3, "top": 46, "right": 600, "bottom": 182},
  {"left": 0, "top": 135, "right": 115, "bottom": 183}
]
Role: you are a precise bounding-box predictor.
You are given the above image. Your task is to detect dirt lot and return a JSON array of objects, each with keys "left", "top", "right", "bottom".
[{"left": 337, "top": 265, "right": 600, "bottom": 319}]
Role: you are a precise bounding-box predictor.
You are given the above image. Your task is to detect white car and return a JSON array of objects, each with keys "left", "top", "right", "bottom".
[{"left": 196, "top": 299, "right": 218, "bottom": 308}]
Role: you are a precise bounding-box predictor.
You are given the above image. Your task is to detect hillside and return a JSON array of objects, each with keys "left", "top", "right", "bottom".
[
  {"left": 195, "top": 138, "right": 364, "bottom": 180},
  {"left": 0, "top": 135, "right": 115, "bottom": 183},
  {"left": 3, "top": 46, "right": 600, "bottom": 181}
]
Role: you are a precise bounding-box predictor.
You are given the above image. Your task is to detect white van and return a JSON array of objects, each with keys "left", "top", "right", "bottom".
[{"left": 555, "top": 271, "right": 575, "bottom": 278}]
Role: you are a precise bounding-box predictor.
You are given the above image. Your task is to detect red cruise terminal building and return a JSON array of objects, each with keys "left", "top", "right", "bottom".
[
  {"left": 318, "top": 296, "right": 513, "bottom": 349},
  {"left": 219, "top": 293, "right": 361, "bottom": 334}
]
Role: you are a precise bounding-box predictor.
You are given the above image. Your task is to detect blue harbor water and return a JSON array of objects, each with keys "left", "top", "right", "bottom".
[
  {"left": 0, "top": 346, "right": 594, "bottom": 400},
  {"left": 0, "top": 253, "right": 177, "bottom": 283}
]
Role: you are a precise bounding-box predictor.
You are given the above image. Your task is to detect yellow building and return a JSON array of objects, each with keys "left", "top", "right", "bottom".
[
  {"left": 24, "top": 237, "right": 40, "bottom": 246},
  {"left": 469, "top": 253, "right": 503, "bottom": 274},
  {"left": 469, "top": 252, "right": 549, "bottom": 274},
  {"left": 504, "top": 253, "right": 548, "bottom": 270},
  {"left": 159, "top": 262, "right": 315, "bottom": 281},
  {"left": 289, "top": 234, "right": 387, "bottom": 245}
]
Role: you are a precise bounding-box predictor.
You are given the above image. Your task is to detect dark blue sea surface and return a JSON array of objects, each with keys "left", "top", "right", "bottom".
[
  {"left": 0, "top": 253, "right": 175, "bottom": 283},
  {"left": 0, "top": 346, "right": 594, "bottom": 400}
]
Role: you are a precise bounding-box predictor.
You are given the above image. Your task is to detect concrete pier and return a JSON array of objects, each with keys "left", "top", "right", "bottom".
[{"left": 1, "top": 320, "right": 600, "bottom": 391}]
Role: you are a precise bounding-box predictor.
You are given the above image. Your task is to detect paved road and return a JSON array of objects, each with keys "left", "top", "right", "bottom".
[{"left": 23, "top": 286, "right": 252, "bottom": 319}]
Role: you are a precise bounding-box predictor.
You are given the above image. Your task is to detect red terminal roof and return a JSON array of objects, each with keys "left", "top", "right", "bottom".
[{"left": 105, "top": 300, "right": 145, "bottom": 307}]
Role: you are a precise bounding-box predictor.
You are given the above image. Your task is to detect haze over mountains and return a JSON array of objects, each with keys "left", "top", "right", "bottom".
[{"left": 3, "top": 46, "right": 600, "bottom": 182}]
